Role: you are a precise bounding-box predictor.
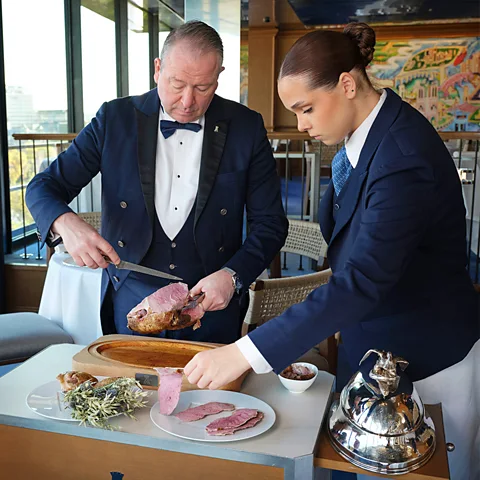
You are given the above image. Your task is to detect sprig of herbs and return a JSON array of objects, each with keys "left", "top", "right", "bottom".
[{"left": 63, "top": 377, "right": 149, "bottom": 430}]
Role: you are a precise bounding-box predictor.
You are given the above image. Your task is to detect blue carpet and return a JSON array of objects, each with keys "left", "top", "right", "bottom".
[{"left": 281, "top": 176, "right": 307, "bottom": 217}]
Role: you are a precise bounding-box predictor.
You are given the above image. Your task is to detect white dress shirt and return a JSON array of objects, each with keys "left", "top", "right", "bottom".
[
  {"left": 236, "top": 90, "right": 387, "bottom": 374},
  {"left": 155, "top": 108, "right": 205, "bottom": 240}
]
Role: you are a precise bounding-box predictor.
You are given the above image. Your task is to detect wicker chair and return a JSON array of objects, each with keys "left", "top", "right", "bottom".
[
  {"left": 282, "top": 219, "right": 328, "bottom": 262},
  {"left": 77, "top": 211, "right": 102, "bottom": 232},
  {"left": 271, "top": 219, "right": 328, "bottom": 278},
  {"left": 243, "top": 268, "right": 339, "bottom": 373},
  {"left": 46, "top": 211, "right": 102, "bottom": 263}
]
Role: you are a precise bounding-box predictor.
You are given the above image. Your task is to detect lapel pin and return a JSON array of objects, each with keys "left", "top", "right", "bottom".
[{"left": 214, "top": 125, "right": 219, "bottom": 133}]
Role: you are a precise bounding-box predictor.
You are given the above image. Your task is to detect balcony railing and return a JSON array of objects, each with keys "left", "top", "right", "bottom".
[
  {"left": 9, "top": 134, "right": 80, "bottom": 260},
  {"left": 267, "top": 131, "right": 480, "bottom": 280},
  {"left": 6, "top": 131, "right": 480, "bottom": 282}
]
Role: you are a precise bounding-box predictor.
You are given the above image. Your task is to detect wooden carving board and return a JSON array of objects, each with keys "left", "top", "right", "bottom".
[{"left": 72, "top": 334, "right": 249, "bottom": 391}]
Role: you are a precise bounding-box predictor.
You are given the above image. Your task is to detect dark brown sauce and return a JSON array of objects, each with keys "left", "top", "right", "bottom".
[{"left": 280, "top": 364, "right": 315, "bottom": 381}]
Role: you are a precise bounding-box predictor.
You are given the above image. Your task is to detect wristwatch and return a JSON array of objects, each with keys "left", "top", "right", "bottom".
[{"left": 223, "top": 267, "right": 243, "bottom": 295}]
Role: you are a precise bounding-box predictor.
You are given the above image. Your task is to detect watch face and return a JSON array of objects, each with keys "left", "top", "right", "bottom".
[{"left": 234, "top": 274, "right": 243, "bottom": 291}]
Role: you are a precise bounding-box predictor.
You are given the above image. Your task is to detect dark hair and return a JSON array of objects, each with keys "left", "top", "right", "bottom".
[
  {"left": 279, "top": 22, "right": 376, "bottom": 90},
  {"left": 160, "top": 20, "right": 223, "bottom": 66}
]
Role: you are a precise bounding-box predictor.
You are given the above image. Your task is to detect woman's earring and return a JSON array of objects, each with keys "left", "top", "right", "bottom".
[{"left": 351, "top": 89, "right": 354, "bottom": 92}]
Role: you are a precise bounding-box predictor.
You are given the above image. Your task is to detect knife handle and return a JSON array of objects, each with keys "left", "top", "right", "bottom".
[{"left": 102, "top": 255, "right": 120, "bottom": 267}]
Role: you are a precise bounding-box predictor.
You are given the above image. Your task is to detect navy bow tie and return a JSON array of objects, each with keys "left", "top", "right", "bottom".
[{"left": 160, "top": 119, "right": 202, "bottom": 139}]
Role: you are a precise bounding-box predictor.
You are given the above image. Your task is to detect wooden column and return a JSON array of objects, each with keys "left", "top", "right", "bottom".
[
  {"left": 247, "top": 27, "right": 278, "bottom": 131},
  {"left": 247, "top": 0, "right": 277, "bottom": 131}
]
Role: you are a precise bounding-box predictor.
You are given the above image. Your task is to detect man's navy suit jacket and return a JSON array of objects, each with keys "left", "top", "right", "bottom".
[
  {"left": 26, "top": 89, "right": 288, "bottom": 308},
  {"left": 250, "top": 89, "right": 479, "bottom": 381}
]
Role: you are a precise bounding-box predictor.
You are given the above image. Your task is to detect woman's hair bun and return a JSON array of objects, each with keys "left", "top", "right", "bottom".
[{"left": 343, "top": 22, "right": 376, "bottom": 67}]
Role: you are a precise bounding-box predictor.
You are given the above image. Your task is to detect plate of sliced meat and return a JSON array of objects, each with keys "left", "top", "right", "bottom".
[{"left": 150, "top": 390, "right": 275, "bottom": 442}]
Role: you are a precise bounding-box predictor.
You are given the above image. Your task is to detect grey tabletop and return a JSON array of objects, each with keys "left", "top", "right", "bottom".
[{"left": 0, "top": 344, "right": 335, "bottom": 467}]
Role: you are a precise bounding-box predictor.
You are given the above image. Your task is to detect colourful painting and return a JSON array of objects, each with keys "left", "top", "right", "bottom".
[
  {"left": 368, "top": 37, "right": 480, "bottom": 131},
  {"left": 240, "top": 44, "right": 248, "bottom": 106}
]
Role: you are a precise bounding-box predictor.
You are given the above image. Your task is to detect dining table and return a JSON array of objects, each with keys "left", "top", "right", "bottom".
[
  {"left": 0, "top": 343, "right": 334, "bottom": 480},
  {"left": 0, "top": 343, "right": 451, "bottom": 480}
]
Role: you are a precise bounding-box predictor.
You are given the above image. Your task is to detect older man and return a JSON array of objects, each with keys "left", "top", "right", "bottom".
[{"left": 26, "top": 21, "right": 288, "bottom": 344}]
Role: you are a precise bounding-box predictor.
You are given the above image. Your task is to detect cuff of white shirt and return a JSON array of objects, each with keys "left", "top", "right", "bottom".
[{"left": 235, "top": 335, "right": 273, "bottom": 374}]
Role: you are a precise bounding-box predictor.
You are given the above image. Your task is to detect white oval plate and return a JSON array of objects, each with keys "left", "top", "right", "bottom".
[
  {"left": 26, "top": 380, "right": 79, "bottom": 421},
  {"left": 150, "top": 390, "right": 275, "bottom": 442}
]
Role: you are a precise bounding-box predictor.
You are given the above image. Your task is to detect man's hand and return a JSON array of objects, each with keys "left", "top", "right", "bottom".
[
  {"left": 52, "top": 212, "right": 120, "bottom": 269},
  {"left": 189, "top": 269, "right": 235, "bottom": 312},
  {"left": 184, "top": 344, "right": 251, "bottom": 390}
]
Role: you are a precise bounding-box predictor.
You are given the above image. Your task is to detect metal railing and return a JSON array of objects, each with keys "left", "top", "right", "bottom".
[
  {"left": 268, "top": 131, "right": 480, "bottom": 281},
  {"left": 6, "top": 131, "right": 480, "bottom": 282},
  {"left": 9, "top": 134, "right": 78, "bottom": 260},
  {"left": 438, "top": 132, "right": 480, "bottom": 282}
]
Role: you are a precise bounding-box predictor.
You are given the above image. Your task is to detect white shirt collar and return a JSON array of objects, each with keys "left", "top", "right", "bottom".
[{"left": 345, "top": 89, "right": 387, "bottom": 168}]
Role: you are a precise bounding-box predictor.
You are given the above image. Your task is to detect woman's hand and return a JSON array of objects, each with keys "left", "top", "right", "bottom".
[{"left": 184, "top": 344, "right": 251, "bottom": 390}]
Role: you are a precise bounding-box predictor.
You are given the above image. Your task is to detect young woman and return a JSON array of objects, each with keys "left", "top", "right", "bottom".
[{"left": 184, "top": 23, "right": 480, "bottom": 479}]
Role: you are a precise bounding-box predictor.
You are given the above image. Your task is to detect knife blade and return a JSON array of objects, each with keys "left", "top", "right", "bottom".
[{"left": 103, "top": 256, "right": 183, "bottom": 281}]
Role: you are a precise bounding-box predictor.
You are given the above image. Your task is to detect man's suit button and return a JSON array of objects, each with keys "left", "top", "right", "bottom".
[
  {"left": 218, "top": 246, "right": 225, "bottom": 252},
  {"left": 169, "top": 264, "right": 176, "bottom": 270},
  {"left": 171, "top": 242, "right": 176, "bottom": 248},
  {"left": 120, "top": 201, "right": 128, "bottom": 209},
  {"left": 220, "top": 208, "right": 227, "bottom": 216},
  {"left": 334, "top": 203, "right": 340, "bottom": 211},
  {"left": 113, "top": 275, "right": 120, "bottom": 282},
  {"left": 117, "top": 240, "right": 125, "bottom": 248}
]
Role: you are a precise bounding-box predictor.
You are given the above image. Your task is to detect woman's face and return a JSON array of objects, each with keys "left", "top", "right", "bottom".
[{"left": 278, "top": 75, "right": 354, "bottom": 146}]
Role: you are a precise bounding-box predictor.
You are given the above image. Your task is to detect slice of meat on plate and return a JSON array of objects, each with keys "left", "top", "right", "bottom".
[
  {"left": 175, "top": 402, "right": 236, "bottom": 422},
  {"left": 205, "top": 408, "right": 262, "bottom": 435},
  {"left": 154, "top": 367, "right": 183, "bottom": 416},
  {"left": 207, "top": 412, "right": 264, "bottom": 436}
]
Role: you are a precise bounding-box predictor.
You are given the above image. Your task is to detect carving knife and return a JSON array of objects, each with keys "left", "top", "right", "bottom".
[{"left": 103, "top": 256, "right": 183, "bottom": 281}]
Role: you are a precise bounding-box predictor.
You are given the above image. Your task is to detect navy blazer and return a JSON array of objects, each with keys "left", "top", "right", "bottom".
[
  {"left": 250, "top": 89, "right": 479, "bottom": 381},
  {"left": 26, "top": 89, "right": 288, "bottom": 304}
]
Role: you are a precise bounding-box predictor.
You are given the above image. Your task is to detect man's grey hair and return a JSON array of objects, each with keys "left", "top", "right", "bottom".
[{"left": 160, "top": 20, "right": 224, "bottom": 68}]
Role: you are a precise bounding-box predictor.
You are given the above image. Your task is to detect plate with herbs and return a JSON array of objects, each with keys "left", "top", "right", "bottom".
[
  {"left": 26, "top": 376, "right": 149, "bottom": 428},
  {"left": 26, "top": 380, "right": 80, "bottom": 422}
]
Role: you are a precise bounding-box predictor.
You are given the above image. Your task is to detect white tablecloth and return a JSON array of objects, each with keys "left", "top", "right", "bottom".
[{"left": 39, "top": 252, "right": 103, "bottom": 345}]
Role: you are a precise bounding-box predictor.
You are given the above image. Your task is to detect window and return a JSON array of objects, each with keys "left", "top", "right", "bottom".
[
  {"left": 2, "top": 0, "right": 68, "bottom": 240},
  {"left": 128, "top": 1, "right": 150, "bottom": 95},
  {"left": 81, "top": 0, "right": 116, "bottom": 124}
]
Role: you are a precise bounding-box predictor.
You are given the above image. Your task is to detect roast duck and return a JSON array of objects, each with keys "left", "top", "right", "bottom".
[{"left": 127, "top": 282, "right": 204, "bottom": 334}]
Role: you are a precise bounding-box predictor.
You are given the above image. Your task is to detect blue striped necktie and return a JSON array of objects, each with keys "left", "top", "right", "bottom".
[{"left": 331, "top": 146, "right": 352, "bottom": 196}]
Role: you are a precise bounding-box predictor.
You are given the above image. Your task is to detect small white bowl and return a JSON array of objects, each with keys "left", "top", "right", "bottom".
[{"left": 278, "top": 362, "right": 319, "bottom": 393}]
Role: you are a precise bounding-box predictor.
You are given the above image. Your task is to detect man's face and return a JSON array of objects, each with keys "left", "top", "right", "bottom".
[{"left": 154, "top": 41, "right": 223, "bottom": 123}]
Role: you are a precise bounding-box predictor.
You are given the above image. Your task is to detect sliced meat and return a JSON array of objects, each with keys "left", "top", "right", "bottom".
[
  {"left": 175, "top": 402, "right": 236, "bottom": 422},
  {"left": 127, "top": 283, "right": 204, "bottom": 334},
  {"left": 205, "top": 408, "right": 259, "bottom": 433},
  {"left": 207, "top": 412, "right": 264, "bottom": 436},
  {"left": 155, "top": 367, "right": 183, "bottom": 416}
]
